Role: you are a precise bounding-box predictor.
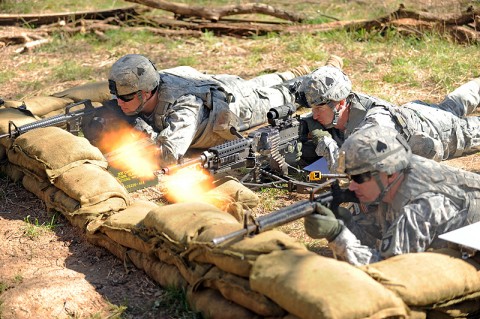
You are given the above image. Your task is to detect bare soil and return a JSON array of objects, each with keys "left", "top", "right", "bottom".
[{"left": 1, "top": 0, "right": 479, "bottom": 318}]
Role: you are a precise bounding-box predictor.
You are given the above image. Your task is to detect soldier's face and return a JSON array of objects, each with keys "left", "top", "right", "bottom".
[
  {"left": 116, "top": 91, "right": 142, "bottom": 114},
  {"left": 348, "top": 172, "right": 388, "bottom": 203},
  {"left": 312, "top": 104, "right": 334, "bottom": 125}
]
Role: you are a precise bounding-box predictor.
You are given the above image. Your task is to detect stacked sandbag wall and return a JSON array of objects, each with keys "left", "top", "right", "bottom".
[{"left": 1, "top": 106, "right": 480, "bottom": 318}]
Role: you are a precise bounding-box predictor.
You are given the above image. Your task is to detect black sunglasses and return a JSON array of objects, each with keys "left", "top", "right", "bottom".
[
  {"left": 350, "top": 172, "right": 372, "bottom": 184},
  {"left": 116, "top": 91, "right": 139, "bottom": 102}
]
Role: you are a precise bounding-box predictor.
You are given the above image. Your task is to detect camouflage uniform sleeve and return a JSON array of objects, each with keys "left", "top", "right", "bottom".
[
  {"left": 330, "top": 192, "right": 468, "bottom": 265},
  {"left": 156, "top": 94, "right": 205, "bottom": 162},
  {"left": 328, "top": 227, "right": 381, "bottom": 265}
]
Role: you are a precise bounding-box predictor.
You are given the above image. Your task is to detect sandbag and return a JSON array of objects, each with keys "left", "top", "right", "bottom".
[
  {"left": 1, "top": 162, "right": 24, "bottom": 183},
  {"left": 155, "top": 246, "right": 212, "bottom": 285},
  {"left": 51, "top": 81, "right": 111, "bottom": 103},
  {"left": 86, "top": 232, "right": 128, "bottom": 261},
  {"left": 22, "top": 173, "right": 55, "bottom": 202},
  {"left": 427, "top": 298, "right": 480, "bottom": 318},
  {"left": 0, "top": 145, "right": 5, "bottom": 161},
  {"left": 193, "top": 266, "right": 286, "bottom": 317},
  {"left": 140, "top": 202, "right": 242, "bottom": 251},
  {"left": 186, "top": 230, "right": 307, "bottom": 278},
  {"left": 361, "top": 249, "right": 480, "bottom": 307},
  {"left": 3, "top": 96, "right": 74, "bottom": 117},
  {"left": 99, "top": 200, "right": 160, "bottom": 253},
  {"left": 186, "top": 286, "right": 259, "bottom": 319},
  {"left": 7, "top": 127, "right": 107, "bottom": 182},
  {"left": 208, "top": 177, "right": 259, "bottom": 209},
  {"left": 53, "top": 163, "right": 130, "bottom": 207},
  {"left": 250, "top": 250, "right": 408, "bottom": 319},
  {"left": 0, "top": 108, "right": 37, "bottom": 147},
  {"left": 127, "top": 250, "right": 188, "bottom": 290}
]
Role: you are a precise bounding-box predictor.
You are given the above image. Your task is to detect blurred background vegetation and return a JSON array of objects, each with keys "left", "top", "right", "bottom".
[{"left": 1, "top": 0, "right": 479, "bottom": 105}]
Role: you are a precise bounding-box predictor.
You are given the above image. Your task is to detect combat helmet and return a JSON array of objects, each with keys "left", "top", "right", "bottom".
[
  {"left": 340, "top": 125, "right": 412, "bottom": 175},
  {"left": 301, "top": 65, "right": 352, "bottom": 107},
  {"left": 108, "top": 54, "right": 160, "bottom": 96}
]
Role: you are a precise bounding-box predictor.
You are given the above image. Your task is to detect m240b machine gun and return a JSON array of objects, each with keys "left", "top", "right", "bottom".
[{"left": 157, "top": 103, "right": 341, "bottom": 193}]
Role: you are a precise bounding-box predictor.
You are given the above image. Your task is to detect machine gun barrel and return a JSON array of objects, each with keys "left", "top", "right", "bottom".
[{"left": 155, "top": 152, "right": 211, "bottom": 175}]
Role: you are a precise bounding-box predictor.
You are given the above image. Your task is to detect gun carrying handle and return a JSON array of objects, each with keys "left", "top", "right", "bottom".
[
  {"left": 65, "top": 99, "right": 94, "bottom": 114},
  {"left": 8, "top": 121, "right": 19, "bottom": 138}
]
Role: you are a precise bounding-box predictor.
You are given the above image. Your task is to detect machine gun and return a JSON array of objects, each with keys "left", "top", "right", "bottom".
[
  {"left": 211, "top": 179, "right": 358, "bottom": 245},
  {"left": 157, "top": 103, "right": 341, "bottom": 193}
]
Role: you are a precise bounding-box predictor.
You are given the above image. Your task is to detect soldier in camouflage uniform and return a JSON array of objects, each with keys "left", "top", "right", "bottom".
[
  {"left": 108, "top": 54, "right": 310, "bottom": 164},
  {"left": 299, "top": 66, "right": 480, "bottom": 171},
  {"left": 303, "top": 125, "right": 480, "bottom": 265}
]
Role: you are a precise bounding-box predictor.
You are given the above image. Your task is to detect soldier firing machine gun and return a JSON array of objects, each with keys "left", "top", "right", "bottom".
[{"left": 156, "top": 103, "right": 346, "bottom": 193}]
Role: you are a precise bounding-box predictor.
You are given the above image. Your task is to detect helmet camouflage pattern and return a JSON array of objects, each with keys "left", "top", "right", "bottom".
[
  {"left": 340, "top": 125, "right": 412, "bottom": 175},
  {"left": 108, "top": 54, "right": 160, "bottom": 95},
  {"left": 301, "top": 66, "right": 352, "bottom": 107}
]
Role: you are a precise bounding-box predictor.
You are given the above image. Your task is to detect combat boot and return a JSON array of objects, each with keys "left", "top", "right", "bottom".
[
  {"left": 277, "top": 65, "right": 312, "bottom": 81},
  {"left": 287, "top": 65, "right": 312, "bottom": 77},
  {"left": 325, "top": 54, "right": 344, "bottom": 70}
]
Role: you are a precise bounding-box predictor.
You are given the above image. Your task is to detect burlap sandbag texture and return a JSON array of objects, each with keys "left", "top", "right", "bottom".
[
  {"left": 250, "top": 249, "right": 409, "bottom": 319},
  {"left": 3, "top": 96, "right": 74, "bottom": 118},
  {"left": 361, "top": 249, "right": 480, "bottom": 308},
  {"left": 0, "top": 108, "right": 38, "bottom": 152},
  {"left": 7, "top": 127, "right": 107, "bottom": 182},
  {"left": 51, "top": 81, "right": 111, "bottom": 103},
  {"left": 98, "top": 200, "right": 160, "bottom": 254},
  {"left": 193, "top": 266, "right": 286, "bottom": 317},
  {"left": 186, "top": 286, "right": 260, "bottom": 319},
  {"left": 208, "top": 177, "right": 260, "bottom": 209},
  {"left": 186, "top": 230, "right": 307, "bottom": 278},
  {"left": 139, "top": 202, "right": 243, "bottom": 253}
]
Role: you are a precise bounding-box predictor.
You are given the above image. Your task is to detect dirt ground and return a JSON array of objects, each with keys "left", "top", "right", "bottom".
[{"left": 1, "top": 1, "right": 480, "bottom": 318}]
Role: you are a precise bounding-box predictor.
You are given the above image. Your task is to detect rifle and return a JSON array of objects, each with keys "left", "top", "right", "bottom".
[
  {"left": 157, "top": 103, "right": 344, "bottom": 193},
  {"left": 0, "top": 99, "right": 135, "bottom": 143},
  {"left": 212, "top": 178, "right": 356, "bottom": 245}
]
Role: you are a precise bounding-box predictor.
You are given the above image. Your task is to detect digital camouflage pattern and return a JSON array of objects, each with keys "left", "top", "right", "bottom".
[
  {"left": 137, "top": 66, "right": 297, "bottom": 163},
  {"left": 299, "top": 77, "right": 480, "bottom": 172},
  {"left": 339, "top": 125, "right": 412, "bottom": 175},
  {"left": 109, "top": 54, "right": 160, "bottom": 95},
  {"left": 329, "top": 154, "right": 480, "bottom": 265},
  {"left": 301, "top": 66, "right": 352, "bottom": 106},
  {"left": 357, "top": 78, "right": 480, "bottom": 160}
]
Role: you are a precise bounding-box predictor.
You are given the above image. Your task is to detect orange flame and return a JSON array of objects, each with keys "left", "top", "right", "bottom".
[
  {"left": 162, "top": 165, "right": 216, "bottom": 204},
  {"left": 98, "top": 124, "right": 160, "bottom": 180}
]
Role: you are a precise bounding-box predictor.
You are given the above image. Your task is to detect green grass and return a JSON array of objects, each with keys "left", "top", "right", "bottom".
[
  {"left": 152, "top": 287, "right": 201, "bottom": 318},
  {"left": 0, "top": 282, "right": 8, "bottom": 294},
  {"left": 22, "top": 214, "right": 58, "bottom": 239},
  {"left": 0, "top": 0, "right": 128, "bottom": 14}
]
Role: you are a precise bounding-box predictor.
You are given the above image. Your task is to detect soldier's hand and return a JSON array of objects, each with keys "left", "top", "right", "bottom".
[
  {"left": 304, "top": 203, "right": 343, "bottom": 242},
  {"left": 313, "top": 134, "right": 339, "bottom": 172}
]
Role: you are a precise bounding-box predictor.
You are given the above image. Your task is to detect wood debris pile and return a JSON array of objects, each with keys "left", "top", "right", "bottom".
[{"left": 1, "top": 1, "right": 479, "bottom": 53}]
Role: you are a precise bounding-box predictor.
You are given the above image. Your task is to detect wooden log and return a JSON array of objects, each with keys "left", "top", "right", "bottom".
[
  {"left": 0, "top": 6, "right": 139, "bottom": 26},
  {"left": 125, "top": 0, "right": 304, "bottom": 22}
]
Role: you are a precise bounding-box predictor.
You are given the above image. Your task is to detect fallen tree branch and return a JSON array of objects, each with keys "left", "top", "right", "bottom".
[
  {"left": 125, "top": 0, "right": 304, "bottom": 22},
  {"left": 15, "top": 38, "right": 50, "bottom": 54},
  {"left": 0, "top": 6, "right": 139, "bottom": 26}
]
